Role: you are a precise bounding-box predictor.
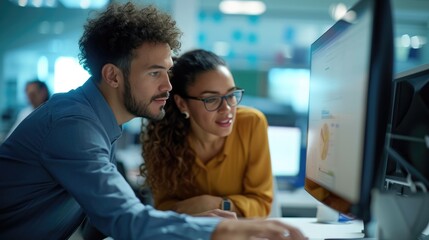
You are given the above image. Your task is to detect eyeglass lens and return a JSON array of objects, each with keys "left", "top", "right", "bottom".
[{"left": 204, "top": 90, "right": 243, "bottom": 111}]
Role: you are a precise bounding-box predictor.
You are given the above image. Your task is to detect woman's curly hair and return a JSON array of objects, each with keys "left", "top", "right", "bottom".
[
  {"left": 78, "top": 2, "right": 182, "bottom": 82},
  {"left": 140, "top": 49, "right": 227, "bottom": 196}
]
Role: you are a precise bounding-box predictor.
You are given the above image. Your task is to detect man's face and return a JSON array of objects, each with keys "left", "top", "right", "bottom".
[
  {"left": 26, "top": 83, "right": 47, "bottom": 108},
  {"left": 121, "top": 43, "right": 173, "bottom": 120}
]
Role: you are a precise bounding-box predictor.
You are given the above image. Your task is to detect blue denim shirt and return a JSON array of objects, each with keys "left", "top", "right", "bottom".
[{"left": 0, "top": 79, "right": 219, "bottom": 239}]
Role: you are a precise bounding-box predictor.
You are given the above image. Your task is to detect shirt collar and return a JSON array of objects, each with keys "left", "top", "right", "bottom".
[{"left": 81, "top": 78, "right": 122, "bottom": 143}]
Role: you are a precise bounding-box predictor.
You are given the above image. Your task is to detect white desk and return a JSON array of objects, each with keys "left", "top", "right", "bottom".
[
  {"left": 278, "top": 217, "right": 429, "bottom": 240},
  {"left": 278, "top": 217, "right": 365, "bottom": 240}
]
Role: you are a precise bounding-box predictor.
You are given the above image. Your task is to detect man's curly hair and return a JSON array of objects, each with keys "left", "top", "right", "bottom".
[{"left": 78, "top": 2, "right": 182, "bottom": 82}]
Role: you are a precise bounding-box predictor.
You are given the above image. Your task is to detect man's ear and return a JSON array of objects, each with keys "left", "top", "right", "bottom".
[{"left": 101, "top": 64, "right": 121, "bottom": 88}]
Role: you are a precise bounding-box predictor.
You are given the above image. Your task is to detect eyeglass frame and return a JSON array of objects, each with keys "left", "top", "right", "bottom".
[{"left": 183, "top": 88, "right": 245, "bottom": 112}]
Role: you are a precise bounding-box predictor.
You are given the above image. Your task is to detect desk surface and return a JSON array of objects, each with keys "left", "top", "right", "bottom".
[
  {"left": 279, "top": 217, "right": 429, "bottom": 240},
  {"left": 278, "top": 217, "right": 365, "bottom": 240}
]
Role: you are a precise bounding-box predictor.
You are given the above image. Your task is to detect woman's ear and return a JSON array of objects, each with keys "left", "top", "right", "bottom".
[
  {"left": 174, "top": 94, "right": 188, "bottom": 112},
  {"left": 101, "top": 64, "right": 121, "bottom": 88}
]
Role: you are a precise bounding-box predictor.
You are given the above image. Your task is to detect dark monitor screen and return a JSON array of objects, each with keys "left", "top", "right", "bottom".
[
  {"left": 384, "top": 64, "right": 429, "bottom": 189},
  {"left": 304, "top": 0, "right": 393, "bottom": 223}
]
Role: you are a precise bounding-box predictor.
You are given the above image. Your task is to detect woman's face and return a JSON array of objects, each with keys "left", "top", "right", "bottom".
[{"left": 180, "top": 65, "right": 238, "bottom": 138}]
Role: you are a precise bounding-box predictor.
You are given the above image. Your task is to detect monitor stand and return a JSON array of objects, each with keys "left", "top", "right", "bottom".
[
  {"left": 323, "top": 223, "right": 376, "bottom": 240},
  {"left": 316, "top": 204, "right": 376, "bottom": 240},
  {"left": 325, "top": 190, "right": 429, "bottom": 240},
  {"left": 372, "top": 189, "right": 429, "bottom": 240}
]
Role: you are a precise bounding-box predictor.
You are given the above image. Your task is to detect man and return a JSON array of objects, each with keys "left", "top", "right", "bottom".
[
  {"left": 0, "top": 3, "right": 306, "bottom": 240},
  {"left": 6, "top": 80, "right": 50, "bottom": 138}
]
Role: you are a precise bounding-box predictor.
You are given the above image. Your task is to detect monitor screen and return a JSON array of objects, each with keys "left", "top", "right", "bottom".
[
  {"left": 384, "top": 64, "right": 429, "bottom": 189},
  {"left": 304, "top": 0, "right": 393, "bottom": 223}
]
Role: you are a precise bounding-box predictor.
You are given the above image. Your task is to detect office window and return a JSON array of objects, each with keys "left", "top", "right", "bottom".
[
  {"left": 53, "top": 56, "right": 90, "bottom": 93},
  {"left": 268, "top": 68, "right": 310, "bottom": 114}
]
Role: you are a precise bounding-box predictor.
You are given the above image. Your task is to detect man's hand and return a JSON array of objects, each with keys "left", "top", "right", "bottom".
[{"left": 212, "top": 219, "right": 307, "bottom": 240}]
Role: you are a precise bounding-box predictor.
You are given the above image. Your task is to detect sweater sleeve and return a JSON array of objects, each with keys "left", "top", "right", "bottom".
[{"left": 153, "top": 189, "right": 180, "bottom": 211}]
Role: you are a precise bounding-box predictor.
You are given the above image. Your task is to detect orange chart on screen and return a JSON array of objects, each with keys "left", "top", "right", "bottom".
[{"left": 319, "top": 123, "right": 329, "bottom": 160}]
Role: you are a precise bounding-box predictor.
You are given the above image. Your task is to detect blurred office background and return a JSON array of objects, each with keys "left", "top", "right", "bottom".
[{"left": 0, "top": 0, "right": 428, "bottom": 192}]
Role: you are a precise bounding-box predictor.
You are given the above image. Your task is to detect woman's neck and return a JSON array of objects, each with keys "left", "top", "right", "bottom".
[{"left": 189, "top": 131, "right": 225, "bottom": 164}]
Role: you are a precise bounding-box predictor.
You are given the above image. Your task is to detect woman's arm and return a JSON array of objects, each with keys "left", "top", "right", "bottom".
[{"left": 230, "top": 108, "right": 274, "bottom": 217}]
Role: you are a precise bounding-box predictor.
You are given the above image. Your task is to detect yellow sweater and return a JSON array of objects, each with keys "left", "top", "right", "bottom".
[{"left": 154, "top": 107, "right": 273, "bottom": 217}]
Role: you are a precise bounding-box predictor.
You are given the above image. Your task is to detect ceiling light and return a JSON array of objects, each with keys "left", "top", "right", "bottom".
[
  {"left": 59, "top": 0, "right": 108, "bottom": 9},
  {"left": 401, "top": 34, "right": 411, "bottom": 48},
  {"left": 329, "top": 3, "right": 347, "bottom": 21},
  {"left": 9, "top": 0, "right": 58, "bottom": 8},
  {"left": 219, "top": 0, "right": 266, "bottom": 15}
]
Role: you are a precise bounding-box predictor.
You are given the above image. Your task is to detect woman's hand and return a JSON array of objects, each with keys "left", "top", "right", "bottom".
[
  {"left": 173, "top": 194, "right": 222, "bottom": 214},
  {"left": 193, "top": 209, "right": 238, "bottom": 219}
]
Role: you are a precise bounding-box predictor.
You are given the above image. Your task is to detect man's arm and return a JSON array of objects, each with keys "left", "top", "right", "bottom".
[{"left": 41, "top": 116, "right": 219, "bottom": 239}]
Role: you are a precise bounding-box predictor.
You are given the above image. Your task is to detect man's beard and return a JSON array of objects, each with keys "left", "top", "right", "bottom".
[{"left": 123, "top": 77, "right": 166, "bottom": 120}]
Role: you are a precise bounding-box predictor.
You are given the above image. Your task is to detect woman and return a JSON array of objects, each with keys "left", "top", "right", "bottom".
[{"left": 140, "top": 49, "right": 273, "bottom": 218}]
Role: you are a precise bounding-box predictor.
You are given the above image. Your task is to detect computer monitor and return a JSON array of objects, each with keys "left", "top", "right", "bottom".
[
  {"left": 304, "top": 0, "right": 393, "bottom": 227},
  {"left": 384, "top": 64, "right": 429, "bottom": 189},
  {"left": 267, "top": 125, "right": 304, "bottom": 189},
  {"left": 375, "top": 65, "right": 429, "bottom": 240}
]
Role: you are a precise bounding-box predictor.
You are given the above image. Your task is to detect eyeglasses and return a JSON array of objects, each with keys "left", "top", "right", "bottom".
[{"left": 184, "top": 88, "right": 244, "bottom": 112}]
